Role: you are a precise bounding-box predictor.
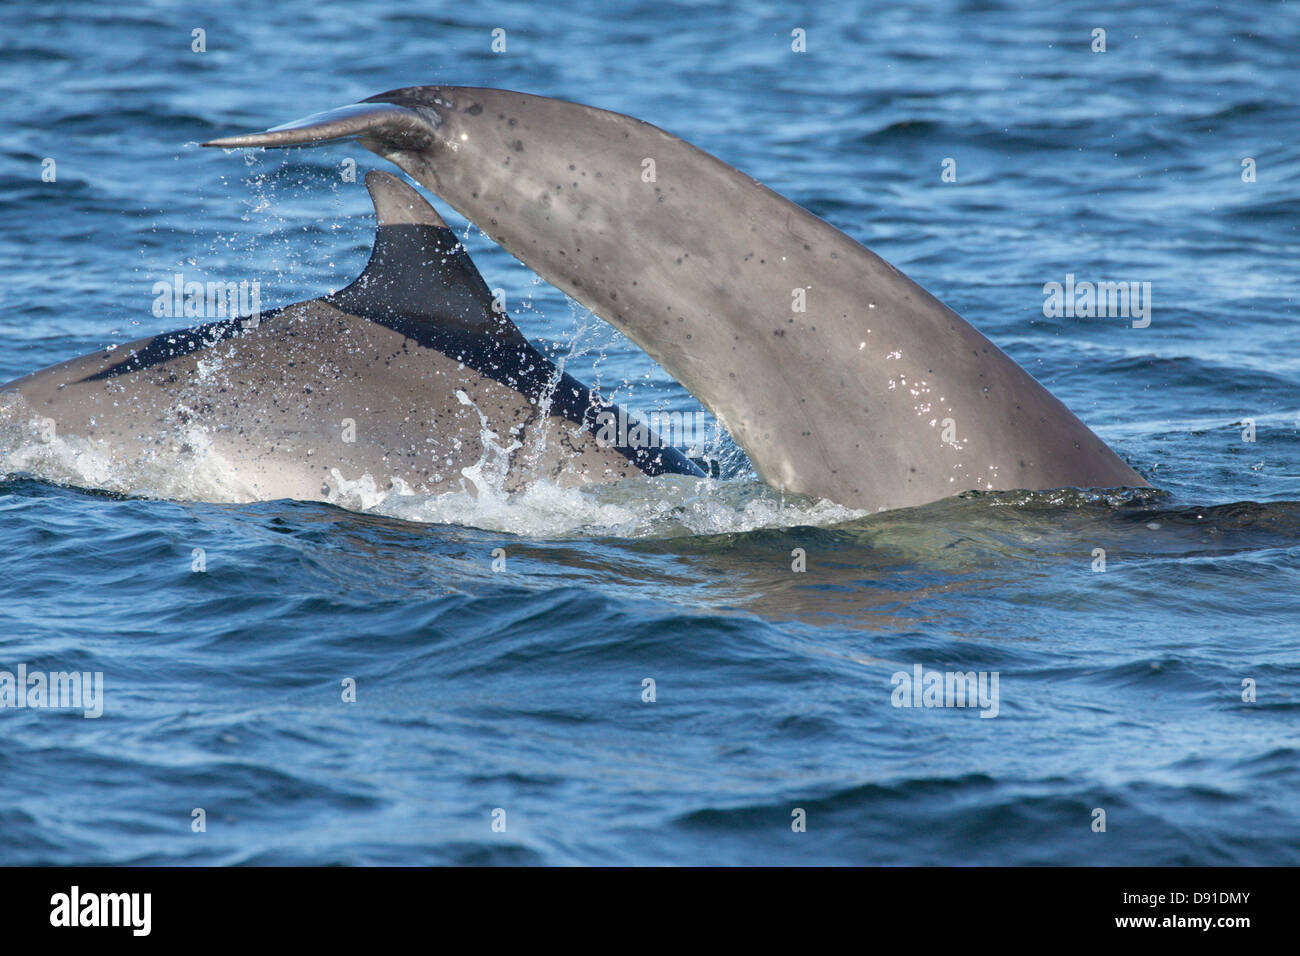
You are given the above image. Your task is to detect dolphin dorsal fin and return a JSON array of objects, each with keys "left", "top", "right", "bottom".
[
  {"left": 327, "top": 171, "right": 510, "bottom": 337},
  {"left": 366, "top": 169, "right": 447, "bottom": 228}
]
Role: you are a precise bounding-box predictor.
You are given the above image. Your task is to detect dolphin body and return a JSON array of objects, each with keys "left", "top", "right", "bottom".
[
  {"left": 206, "top": 87, "right": 1149, "bottom": 512},
  {"left": 0, "top": 171, "right": 698, "bottom": 503}
]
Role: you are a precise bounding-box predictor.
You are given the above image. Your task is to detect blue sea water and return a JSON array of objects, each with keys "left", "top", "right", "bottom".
[{"left": 0, "top": 0, "right": 1298, "bottom": 865}]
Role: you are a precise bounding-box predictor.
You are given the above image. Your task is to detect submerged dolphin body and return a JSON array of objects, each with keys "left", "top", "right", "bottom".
[
  {"left": 207, "top": 87, "right": 1149, "bottom": 512},
  {"left": 0, "top": 171, "right": 698, "bottom": 502}
]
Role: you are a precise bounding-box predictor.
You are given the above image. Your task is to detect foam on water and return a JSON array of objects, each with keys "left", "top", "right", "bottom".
[{"left": 375, "top": 473, "right": 866, "bottom": 538}]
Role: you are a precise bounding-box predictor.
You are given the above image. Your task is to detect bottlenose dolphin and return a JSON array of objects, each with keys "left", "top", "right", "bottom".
[
  {"left": 0, "top": 171, "right": 698, "bottom": 503},
  {"left": 206, "top": 87, "right": 1149, "bottom": 512}
]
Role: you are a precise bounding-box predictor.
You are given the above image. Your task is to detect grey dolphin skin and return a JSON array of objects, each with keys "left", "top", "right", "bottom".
[
  {"left": 207, "top": 87, "right": 1149, "bottom": 512},
  {"left": 0, "top": 171, "right": 698, "bottom": 502}
]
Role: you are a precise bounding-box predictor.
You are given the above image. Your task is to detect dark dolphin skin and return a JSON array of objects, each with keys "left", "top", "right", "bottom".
[
  {"left": 0, "top": 171, "right": 699, "bottom": 502},
  {"left": 207, "top": 87, "right": 1150, "bottom": 512}
]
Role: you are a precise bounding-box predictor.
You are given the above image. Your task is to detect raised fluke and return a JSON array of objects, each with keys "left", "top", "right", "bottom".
[
  {"left": 203, "top": 103, "right": 437, "bottom": 151},
  {"left": 205, "top": 86, "right": 1149, "bottom": 512}
]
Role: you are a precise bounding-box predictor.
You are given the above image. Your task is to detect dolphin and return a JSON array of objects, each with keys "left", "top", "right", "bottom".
[
  {"left": 206, "top": 87, "right": 1149, "bottom": 512},
  {"left": 0, "top": 171, "right": 699, "bottom": 503}
]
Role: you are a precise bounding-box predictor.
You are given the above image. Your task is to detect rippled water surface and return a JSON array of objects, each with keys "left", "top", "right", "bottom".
[{"left": 0, "top": 0, "right": 1297, "bottom": 864}]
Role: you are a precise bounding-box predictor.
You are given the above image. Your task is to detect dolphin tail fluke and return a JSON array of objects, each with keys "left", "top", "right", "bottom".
[{"left": 203, "top": 103, "right": 437, "bottom": 151}]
